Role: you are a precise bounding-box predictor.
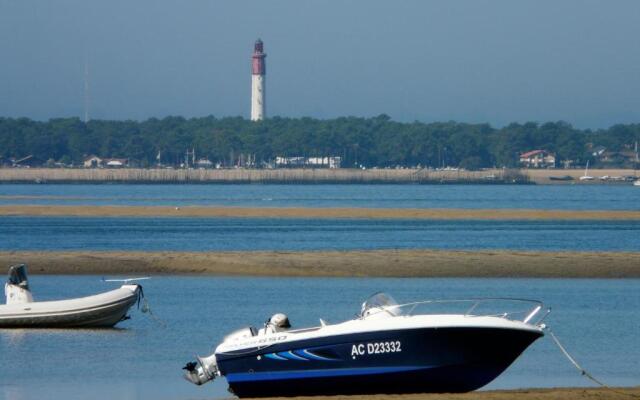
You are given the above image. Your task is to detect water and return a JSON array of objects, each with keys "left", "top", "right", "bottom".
[
  {"left": 1, "top": 184, "right": 639, "bottom": 210},
  {"left": 1, "top": 276, "right": 638, "bottom": 400},
  {"left": 0, "top": 184, "right": 638, "bottom": 399},
  {"left": 3, "top": 184, "right": 639, "bottom": 253},
  {"left": 1, "top": 216, "right": 639, "bottom": 251}
]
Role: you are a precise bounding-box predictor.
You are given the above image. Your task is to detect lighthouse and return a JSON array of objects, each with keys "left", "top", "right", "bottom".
[{"left": 251, "top": 39, "right": 266, "bottom": 121}]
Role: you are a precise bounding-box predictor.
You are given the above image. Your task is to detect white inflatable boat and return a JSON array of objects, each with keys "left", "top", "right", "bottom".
[{"left": 0, "top": 264, "right": 142, "bottom": 328}]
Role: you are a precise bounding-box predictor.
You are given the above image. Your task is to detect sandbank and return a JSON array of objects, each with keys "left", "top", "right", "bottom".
[
  {"left": 1, "top": 205, "right": 640, "bottom": 220},
  {"left": 2, "top": 250, "right": 638, "bottom": 278}
]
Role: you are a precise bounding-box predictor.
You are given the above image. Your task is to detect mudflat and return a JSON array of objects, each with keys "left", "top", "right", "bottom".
[
  {"left": 259, "top": 387, "right": 640, "bottom": 400},
  {"left": 3, "top": 249, "right": 639, "bottom": 278},
  {"left": 2, "top": 205, "right": 640, "bottom": 220}
]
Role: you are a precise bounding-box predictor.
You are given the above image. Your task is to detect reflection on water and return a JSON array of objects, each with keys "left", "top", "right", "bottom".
[{"left": 1, "top": 276, "right": 638, "bottom": 400}]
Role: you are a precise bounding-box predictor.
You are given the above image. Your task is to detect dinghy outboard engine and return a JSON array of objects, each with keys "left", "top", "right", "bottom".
[{"left": 5, "top": 264, "right": 33, "bottom": 305}]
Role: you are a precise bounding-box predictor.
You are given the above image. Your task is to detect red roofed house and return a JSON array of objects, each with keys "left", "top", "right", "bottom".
[{"left": 519, "top": 150, "right": 556, "bottom": 168}]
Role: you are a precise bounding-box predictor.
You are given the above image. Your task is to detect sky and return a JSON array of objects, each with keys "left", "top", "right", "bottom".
[{"left": 0, "top": 0, "right": 639, "bottom": 128}]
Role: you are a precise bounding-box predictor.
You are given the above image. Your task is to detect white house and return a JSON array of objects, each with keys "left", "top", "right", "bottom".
[
  {"left": 275, "top": 156, "right": 342, "bottom": 169},
  {"left": 519, "top": 150, "right": 556, "bottom": 168}
]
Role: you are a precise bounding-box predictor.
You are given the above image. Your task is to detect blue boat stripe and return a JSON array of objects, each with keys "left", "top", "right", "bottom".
[
  {"left": 300, "top": 349, "right": 337, "bottom": 361},
  {"left": 264, "top": 353, "right": 288, "bottom": 361},
  {"left": 278, "top": 351, "right": 308, "bottom": 361},
  {"left": 292, "top": 350, "right": 310, "bottom": 359},
  {"left": 226, "top": 366, "right": 432, "bottom": 383}
]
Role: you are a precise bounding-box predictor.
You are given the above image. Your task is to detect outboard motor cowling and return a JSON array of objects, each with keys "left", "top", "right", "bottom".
[
  {"left": 266, "top": 313, "right": 291, "bottom": 332},
  {"left": 5, "top": 264, "right": 33, "bottom": 305},
  {"left": 183, "top": 353, "right": 218, "bottom": 386}
]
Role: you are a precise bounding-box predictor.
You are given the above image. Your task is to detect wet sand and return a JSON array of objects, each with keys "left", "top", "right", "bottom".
[
  {"left": 257, "top": 387, "right": 640, "bottom": 400},
  {"left": 2, "top": 250, "right": 638, "bottom": 278},
  {"left": 2, "top": 205, "right": 640, "bottom": 220}
]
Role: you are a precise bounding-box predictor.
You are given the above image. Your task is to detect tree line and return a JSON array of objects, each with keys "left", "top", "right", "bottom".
[{"left": 0, "top": 115, "right": 639, "bottom": 169}]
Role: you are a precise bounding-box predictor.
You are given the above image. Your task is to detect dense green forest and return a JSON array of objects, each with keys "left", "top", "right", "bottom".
[{"left": 1, "top": 115, "right": 639, "bottom": 169}]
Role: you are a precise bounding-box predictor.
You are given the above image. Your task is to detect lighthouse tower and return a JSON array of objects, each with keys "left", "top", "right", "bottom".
[{"left": 251, "top": 39, "right": 266, "bottom": 121}]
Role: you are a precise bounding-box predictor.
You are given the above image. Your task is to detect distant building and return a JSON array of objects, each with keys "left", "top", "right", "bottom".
[
  {"left": 591, "top": 146, "right": 607, "bottom": 157},
  {"left": 275, "top": 156, "right": 305, "bottom": 167},
  {"left": 307, "top": 157, "right": 342, "bottom": 169},
  {"left": 195, "top": 158, "right": 214, "bottom": 169},
  {"left": 83, "top": 155, "right": 102, "bottom": 168},
  {"left": 83, "top": 156, "right": 128, "bottom": 168},
  {"left": 104, "top": 158, "right": 128, "bottom": 168},
  {"left": 519, "top": 150, "right": 556, "bottom": 168},
  {"left": 599, "top": 150, "right": 637, "bottom": 165},
  {"left": 275, "top": 156, "right": 341, "bottom": 169}
]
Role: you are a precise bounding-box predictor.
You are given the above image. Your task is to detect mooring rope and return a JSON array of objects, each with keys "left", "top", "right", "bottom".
[
  {"left": 140, "top": 298, "right": 166, "bottom": 327},
  {"left": 137, "top": 286, "right": 166, "bottom": 327},
  {"left": 547, "top": 328, "right": 639, "bottom": 398}
]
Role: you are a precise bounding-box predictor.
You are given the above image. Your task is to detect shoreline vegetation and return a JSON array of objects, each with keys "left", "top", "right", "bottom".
[
  {"left": 1, "top": 205, "right": 640, "bottom": 220},
  {"left": 3, "top": 250, "right": 639, "bottom": 278},
  {"left": 260, "top": 387, "right": 640, "bottom": 400},
  {"left": 0, "top": 167, "right": 638, "bottom": 184},
  {"left": 2, "top": 117, "right": 640, "bottom": 173}
]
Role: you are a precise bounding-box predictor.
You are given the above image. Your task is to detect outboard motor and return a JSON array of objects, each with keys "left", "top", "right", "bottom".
[
  {"left": 266, "top": 313, "right": 291, "bottom": 332},
  {"left": 5, "top": 264, "right": 33, "bottom": 305},
  {"left": 183, "top": 353, "right": 218, "bottom": 386}
]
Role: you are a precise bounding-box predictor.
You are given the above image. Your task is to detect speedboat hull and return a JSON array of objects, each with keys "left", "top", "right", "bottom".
[
  {"left": 183, "top": 293, "right": 547, "bottom": 397},
  {"left": 0, "top": 285, "right": 140, "bottom": 328},
  {"left": 218, "top": 326, "right": 542, "bottom": 397}
]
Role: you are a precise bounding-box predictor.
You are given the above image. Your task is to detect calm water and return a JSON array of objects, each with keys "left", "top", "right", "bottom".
[
  {"left": 3, "top": 184, "right": 639, "bottom": 253},
  {"left": 1, "top": 276, "right": 638, "bottom": 400},
  {"left": 1, "top": 216, "right": 639, "bottom": 251},
  {"left": 1, "top": 184, "right": 639, "bottom": 210},
  {"left": 1, "top": 184, "right": 638, "bottom": 399}
]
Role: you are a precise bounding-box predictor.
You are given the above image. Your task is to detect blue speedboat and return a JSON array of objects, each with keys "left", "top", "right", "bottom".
[{"left": 183, "top": 292, "right": 547, "bottom": 397}]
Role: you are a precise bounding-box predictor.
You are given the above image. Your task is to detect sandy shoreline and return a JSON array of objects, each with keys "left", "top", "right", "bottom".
[
  {"left": 2, "top": 204, "right": 640, "bottom": 220},
  {"left": 2, "top": 250, "right": 639, "bottom": 278},
  {"left": 0, "top": 167, "right": 637, "bottom": 184},
  {"left": 255, "top": 387, "right": 640, "bottom": 400}
]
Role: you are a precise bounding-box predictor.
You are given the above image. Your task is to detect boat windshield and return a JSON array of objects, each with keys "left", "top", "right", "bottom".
[
  {"left": 7, "top": 264, "right": 29, "bottom": 290},
  {"left": 360, "top": 292, "right": 401, "bottom": 316}
]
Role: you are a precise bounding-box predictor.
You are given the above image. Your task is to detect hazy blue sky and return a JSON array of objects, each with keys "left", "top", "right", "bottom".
[{"left": 1, "top": 0, "right": 639, "bottom": 128}]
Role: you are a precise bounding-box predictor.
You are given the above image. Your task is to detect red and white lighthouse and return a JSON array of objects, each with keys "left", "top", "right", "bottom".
[{"left": 251, "top": 39, "right": 266, "bottom": 121}]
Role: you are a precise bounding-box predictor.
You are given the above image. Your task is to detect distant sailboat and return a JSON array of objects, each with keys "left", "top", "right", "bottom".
[{"left": 579, "top": 160, "right": 594, "bottom": 181}]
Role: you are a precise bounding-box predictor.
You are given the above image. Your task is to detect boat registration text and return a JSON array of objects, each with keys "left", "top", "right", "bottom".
[{"left": 351, "top": 341, "right": 401, "bottom": 359}]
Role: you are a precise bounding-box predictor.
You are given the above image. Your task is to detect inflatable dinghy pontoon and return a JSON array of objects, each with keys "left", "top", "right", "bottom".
[{"left": 0, "top": 264, "right": 142, "bottom": 328}]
